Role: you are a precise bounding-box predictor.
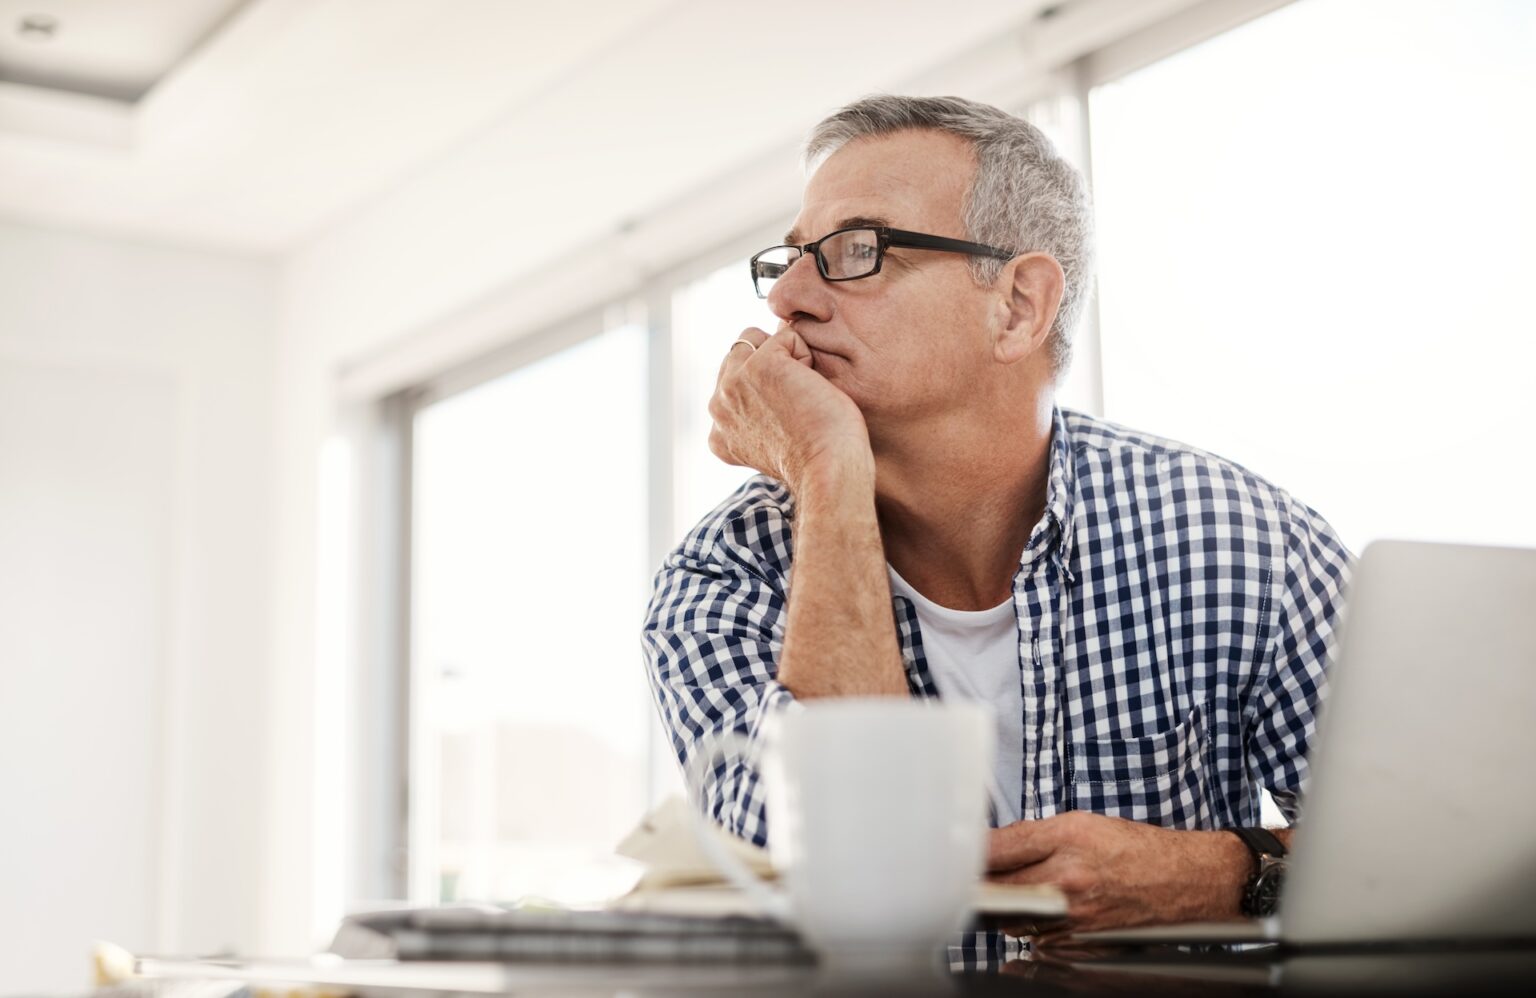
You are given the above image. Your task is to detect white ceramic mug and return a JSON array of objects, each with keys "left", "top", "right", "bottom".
[{"left": 685, "top": 697, "right": 993, "bottom": 966}]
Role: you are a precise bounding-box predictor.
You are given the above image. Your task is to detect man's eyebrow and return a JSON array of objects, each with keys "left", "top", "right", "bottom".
[{"left": 784, "top": 215, "right": 891, "bottom": 245}]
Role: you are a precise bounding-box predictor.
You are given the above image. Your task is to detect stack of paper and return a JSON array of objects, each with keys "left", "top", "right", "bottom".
[
  {"left": 611, "top": 797, "right": 1067, "bottom": 923},
  {"left": 329, "top": 797, "right": 1065, "bottom": 965}
]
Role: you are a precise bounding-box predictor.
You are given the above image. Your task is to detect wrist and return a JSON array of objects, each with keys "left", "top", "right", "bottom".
[
  {"left": 1225, "top": 827, "right": 1289, "bottom": 918},
  {"left": 1192, "top": 829, "right": 1253, "bottom": 920},
  {"left": 791, "top": 444, "right": 876, "bottom": 502}
]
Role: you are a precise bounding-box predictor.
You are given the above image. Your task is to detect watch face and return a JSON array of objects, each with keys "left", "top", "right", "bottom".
[{"left": 1247, "top": 863, "right": 1286, "bottom": 917}]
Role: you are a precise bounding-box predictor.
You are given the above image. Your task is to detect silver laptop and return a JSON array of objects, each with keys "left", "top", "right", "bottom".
[{"left": 1077, "top": 539, "right": 1536, "bottom": 947}]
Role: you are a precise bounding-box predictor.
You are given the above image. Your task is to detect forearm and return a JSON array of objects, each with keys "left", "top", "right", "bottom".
[
  {"left": 1177, "top": 826, "right": 1295, "bottom": 921},
  {"left": 776, "top": 457, "right": 907, "bottom": 699}
]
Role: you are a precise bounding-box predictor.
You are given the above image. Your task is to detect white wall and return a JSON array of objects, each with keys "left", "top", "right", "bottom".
[{"left": 0, "top": 221, "right": 276, "bottom": 991}]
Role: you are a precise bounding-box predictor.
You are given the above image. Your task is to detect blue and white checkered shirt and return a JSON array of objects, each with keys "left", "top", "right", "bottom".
[{"left": 641, "top": 407, "right": 1352, "bottom": 969}]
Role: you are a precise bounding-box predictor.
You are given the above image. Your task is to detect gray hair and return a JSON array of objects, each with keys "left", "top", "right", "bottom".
[{"left": 806, "top": 95, "right": 1095, "bottom": 375}]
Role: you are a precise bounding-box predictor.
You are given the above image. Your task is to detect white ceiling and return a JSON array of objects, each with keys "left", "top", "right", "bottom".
[
  {"left": 0, "top": 0, "right": 1056, "bottom": 256},
  {"left": 0, "top": 0, "right": 249, "bottom": 101}
]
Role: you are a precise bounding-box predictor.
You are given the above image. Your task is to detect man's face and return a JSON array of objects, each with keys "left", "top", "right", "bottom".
[{"left": 768, "top": 129, "right": 1000, "bottom": 437}]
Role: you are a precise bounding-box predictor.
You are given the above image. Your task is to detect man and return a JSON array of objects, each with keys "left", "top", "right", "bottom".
[{"left": 641, "top": 95, "right": 1351, "bottom": 967}]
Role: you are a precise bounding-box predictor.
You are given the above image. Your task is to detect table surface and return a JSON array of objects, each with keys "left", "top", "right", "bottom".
[{"left": 137, "top": 942, "right": 1536, "bottom": 997}]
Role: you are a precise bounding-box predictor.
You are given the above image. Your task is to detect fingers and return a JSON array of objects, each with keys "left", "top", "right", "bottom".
[
  {"left": 771, "top": 323, "right": 814, "bottom": 367},
  {"left": 998, "top": 921, "right": 1074, "bottom": 948},
  {"left": 719, "top": 327, "right": 771, "bottom": 376},
  {"left": 997, "top": 918, "right": 1049, "bottom": 937},
  {"left": 737, "top": 327, "right": 771, "bottom": 350},
  {"left": 988, "top": 819, "right": 1059, "bottom": 872},
  {"left": 987, "top": 862, "right": 1061, "bottom": 887},
  {"left": 707, "top": 425, "right": 735, "bottom": 467},
  {"left": 709, "top": 328, "right": 772, "bottom": 468}
]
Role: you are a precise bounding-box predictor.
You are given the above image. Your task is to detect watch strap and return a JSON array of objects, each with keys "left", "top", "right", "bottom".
[{"left": 1228, "top": 826, "right": 1287, "bottom": 861}]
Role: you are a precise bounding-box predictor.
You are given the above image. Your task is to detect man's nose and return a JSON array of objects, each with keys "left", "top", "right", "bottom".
[{"left": 766, "top": 252, "right": 831, "bottom": 324}]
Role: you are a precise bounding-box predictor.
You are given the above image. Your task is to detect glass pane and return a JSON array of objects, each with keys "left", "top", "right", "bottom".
[
  {"left": 411, "top": 323, "right": 651, "bottom": 904},
  {"left": 1089, "top": 0, "right": 1536, "bottom": 552}
]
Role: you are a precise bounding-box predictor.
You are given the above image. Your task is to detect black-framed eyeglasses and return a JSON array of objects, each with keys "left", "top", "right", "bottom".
[{"left": 749, "top": 226, "right": 1015, "bottom": 298}]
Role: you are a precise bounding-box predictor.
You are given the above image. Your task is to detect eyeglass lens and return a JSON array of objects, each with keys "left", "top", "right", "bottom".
[
  {"left": 820, "top": 228, "right": 881, "bottom": 279},
  {"left": 751, "top": 228, "right": 883, "bottom": 297},
  {"left": 751, "top": 247, "right": 797, "bottom": 298}
]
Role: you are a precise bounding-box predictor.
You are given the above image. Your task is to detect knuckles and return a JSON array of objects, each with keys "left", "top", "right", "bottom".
[
  {"left": 1055, "top": 869, "right": 1095, "bottom": 898},
  {"left": 1054, "top": 811, "right": 1092, "bottom": 833}
]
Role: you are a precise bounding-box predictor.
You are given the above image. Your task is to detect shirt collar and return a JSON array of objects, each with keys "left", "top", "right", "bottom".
[{"left": 1019, "top": 406, "right": 1077, "bottom": 582}]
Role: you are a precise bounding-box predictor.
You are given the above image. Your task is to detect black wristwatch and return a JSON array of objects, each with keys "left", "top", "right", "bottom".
[{"left": 1226, "top": 827, "right": 1287, "bottom": 917}]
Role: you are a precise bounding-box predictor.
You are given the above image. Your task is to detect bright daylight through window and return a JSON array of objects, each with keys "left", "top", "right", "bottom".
[
  {"left": 410, "top": 324, "right": 652, "bottom": 904},
  {"left": 1090, "top": 0, "right": 1536, "bottom": 553}
]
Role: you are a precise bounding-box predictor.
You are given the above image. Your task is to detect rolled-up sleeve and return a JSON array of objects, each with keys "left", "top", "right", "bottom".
[
  {"left": 641, "top": 491, "right": 797, "bottom": 847},
  {"left": 1249, "top": 495, "right": 1354, "bottom": 825}
]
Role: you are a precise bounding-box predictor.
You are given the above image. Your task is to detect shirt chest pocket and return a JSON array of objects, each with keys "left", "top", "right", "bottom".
[{"left": 1068, "top": 705, "right": 1214, "bottom": 829}]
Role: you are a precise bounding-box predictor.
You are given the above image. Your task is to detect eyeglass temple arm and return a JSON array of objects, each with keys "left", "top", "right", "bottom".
[{"left": 884, "top": 228, "right": 1015, "bottom": 260}]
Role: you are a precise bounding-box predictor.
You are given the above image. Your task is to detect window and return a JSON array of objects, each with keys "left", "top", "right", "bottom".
[
  {"left": 1088, "top": 0, "right": 1536, "bottom": 552},
  {"left": 408, "top": 322, "right": 653, "bottom": 904},
  {"left": 670, "top": 256, "right": 780, "bottom": 538}
]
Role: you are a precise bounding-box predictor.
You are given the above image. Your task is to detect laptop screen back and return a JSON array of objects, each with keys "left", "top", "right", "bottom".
[{"left": 1283, "top": 540, "right": 1536, "bottom": 944}]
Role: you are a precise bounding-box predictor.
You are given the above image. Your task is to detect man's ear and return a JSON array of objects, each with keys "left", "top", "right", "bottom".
[{"left": 993, "top": 252, "right": 1065, "bottom": 365}]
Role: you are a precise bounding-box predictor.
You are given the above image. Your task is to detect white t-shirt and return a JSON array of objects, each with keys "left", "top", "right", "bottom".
[{"left": 886, "top": 564, "right": 1023, "bottom": 826}]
